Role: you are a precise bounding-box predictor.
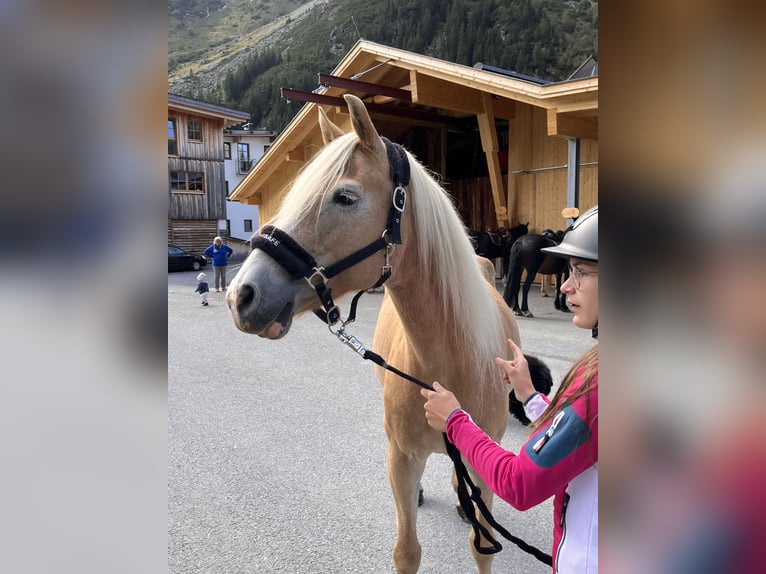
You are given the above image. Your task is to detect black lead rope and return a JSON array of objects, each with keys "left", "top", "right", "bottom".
[
  {"left": 333, "top": 327, "right": 553, "bottom": 566},
  {"left": 368, "top": 350, "right": 553, "bottom": 566},
  {"left": 444, "top": 437, "right": 554, "bottom": 565}
]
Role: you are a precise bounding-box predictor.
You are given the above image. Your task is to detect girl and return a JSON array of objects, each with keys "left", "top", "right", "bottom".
[{"left": 422, "top": 206, "right": 598, "bottom": 573}]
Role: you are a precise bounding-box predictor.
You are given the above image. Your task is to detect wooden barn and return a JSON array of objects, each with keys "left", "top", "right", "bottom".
[
  {"left": 168, "top": 94, "right": 250, "bottom": 252},
  {"left": 230, "top": 40, "right": 597, "bottom": 255}
]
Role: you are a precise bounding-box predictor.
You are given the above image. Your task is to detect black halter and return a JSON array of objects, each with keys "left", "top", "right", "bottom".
[{"left": 251, "top": 137, "right": 409, "bottom": 326}]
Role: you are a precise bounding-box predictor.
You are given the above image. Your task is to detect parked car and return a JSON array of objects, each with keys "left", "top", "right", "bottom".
[{"left": 168, "top": 244, "right": 208, "bottom": 272}]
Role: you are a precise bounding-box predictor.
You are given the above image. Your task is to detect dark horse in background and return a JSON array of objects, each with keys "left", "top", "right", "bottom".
[
  {"left": 502, "top": 229, "right": 570, "bottom": 317},
  {"left": 469, "top": 222, "right": 528, "bottom": 279}
]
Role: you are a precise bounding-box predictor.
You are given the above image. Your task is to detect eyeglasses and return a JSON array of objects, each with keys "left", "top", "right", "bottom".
[{"left": 568, "top": 265, "right": 598, "bottom": 289}]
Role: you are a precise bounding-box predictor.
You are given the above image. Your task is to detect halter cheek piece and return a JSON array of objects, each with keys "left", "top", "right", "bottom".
[{"left": 250, "top": 137, "right": 409, "bottom": 327}]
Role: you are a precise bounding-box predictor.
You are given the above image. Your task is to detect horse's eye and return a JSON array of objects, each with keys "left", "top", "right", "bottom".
[{"left": 333, "top": 188, "right": 359, "bottom": 206}]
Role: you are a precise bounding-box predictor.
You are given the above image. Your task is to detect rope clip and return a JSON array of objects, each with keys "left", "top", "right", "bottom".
[{"left": 333, "top": 326, "right": 368, "bottom": 358}]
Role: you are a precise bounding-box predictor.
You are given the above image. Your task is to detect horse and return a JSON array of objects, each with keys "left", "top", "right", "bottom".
[
  {"left": 469, "top": 223, "right": 528, "bottom": 279},
  {"left": 502, "top": 231, "right": 570, "bottom": 317},
  {"left": 226, "top": 94, "right": 532, "bottom": 573}
]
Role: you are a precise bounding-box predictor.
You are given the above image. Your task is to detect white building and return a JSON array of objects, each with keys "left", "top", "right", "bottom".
[{"left": 223, "top": 125, "right": 277, "bottom": 241}]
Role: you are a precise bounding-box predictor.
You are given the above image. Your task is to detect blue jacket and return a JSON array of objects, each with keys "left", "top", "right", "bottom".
[{"left": 204, "top": 243, "right": 233, "bottom": 266}]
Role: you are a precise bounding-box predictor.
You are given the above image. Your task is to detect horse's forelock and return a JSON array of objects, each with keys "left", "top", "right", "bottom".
[{"left": 272, "top": 133, "right": 359, "bottom": 230}]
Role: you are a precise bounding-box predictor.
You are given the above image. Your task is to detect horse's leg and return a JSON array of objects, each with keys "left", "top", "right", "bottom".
[
  {"left": 468, "top": 474, "right": 497, "bottom": 574},
  {"left": 501, "top": 247, "right": 509, "bottom": 284},
  {"left": 388, "top": 443, "right": 427, "bottom": 574},
  {"left": 502, "top": 272, "right": 521, "bottom": 314},
  {"left": 451, "top": 469, "right": 471, "bottom": 523},
  {"left": 520, "top": 269, "right": 536, "bottom": 317}
]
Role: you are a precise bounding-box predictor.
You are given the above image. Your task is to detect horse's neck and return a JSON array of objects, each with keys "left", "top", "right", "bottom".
[{"left": 385, "top": 274, "right": 459, "bottom": 355}]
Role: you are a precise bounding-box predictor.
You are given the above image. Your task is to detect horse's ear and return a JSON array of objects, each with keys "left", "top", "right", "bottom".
[
  {"left": 318, "top": 106, "right": 345, "bottom": 144},
  {"left": 344, "top": 94, "right": 381, "bottom": 150}
]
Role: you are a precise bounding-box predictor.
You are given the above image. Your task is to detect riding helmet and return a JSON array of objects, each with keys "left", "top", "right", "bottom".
[{"left": 541, "top": 205, "right": 598, "bottom": 262}]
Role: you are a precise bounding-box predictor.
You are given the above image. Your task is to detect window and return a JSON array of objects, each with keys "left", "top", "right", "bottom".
[
  {"left": 244, "top": 219, "right": 253, "bottom": 232},
  {"left": 170, "top": 171, "right": 205, "bottom": 193},
  {"left": 187, "top": 119, "right": 202, "bottom": 141},
  {"left": 168, "top": 118, "right": 177, "bottom": 155},
  {"left": 237, "top": 143, "right": 250, "bottom": 173},
  {"left": 223, "top": 142, "right": 231, "bottom": 159}
]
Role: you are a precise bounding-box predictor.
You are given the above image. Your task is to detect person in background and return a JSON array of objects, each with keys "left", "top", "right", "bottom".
[
  {"left": 194, "top": 272, "right": 209, "bottom": 306},
  {"left": 422, "top": 206, "right": 599, "bottom": 574},
  {"left": 204, "top": 236, "right": 233, "bottom": 292}
]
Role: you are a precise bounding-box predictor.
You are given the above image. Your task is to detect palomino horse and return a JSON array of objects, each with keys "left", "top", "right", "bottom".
[{"left": 226, "top": 94, "right": 522, "bottom": 573}]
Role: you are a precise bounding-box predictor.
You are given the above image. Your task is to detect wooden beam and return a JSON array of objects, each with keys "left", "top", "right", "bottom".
[
  {"left": 506, "top": 103, "right": 533, "bottom": 226},
  {"left": 286, "top": 148, "right": 305, "bottom": 162},
  {"left": 490, "top": 97, "right": 516, "bottom": 120},
  {"left": 281, "top": 87, "right": 464, "bottom": 126},
  {"left": 547, "top": 109, "right": 598, "bottom": 141},
  {"left": 281, "top": 88, "right": 340, "bottom": 107},
  {"left": 409, "top": 70, "right": 482, "bottom": 115},
  {"left": 318, "top": 73, "right": 412, "bottom": 102},
  {"left": 476, "top": 92, "right": 508, "bottom": 227},
  {"left": 408, "top": 71, "right": 515, "bottom": 119}
]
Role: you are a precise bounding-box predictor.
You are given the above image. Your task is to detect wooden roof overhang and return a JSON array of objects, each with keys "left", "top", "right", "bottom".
[
  {"left": 168, "top": 94, "right": 251, "bottom": 128},
  {"left": 231, "top": 40, "right": 597, "bottom": 226}
]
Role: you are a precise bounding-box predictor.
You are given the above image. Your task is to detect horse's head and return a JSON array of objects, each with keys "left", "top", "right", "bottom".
[{"left": 226, "top": 95, "right": 408, "bottom": 339}]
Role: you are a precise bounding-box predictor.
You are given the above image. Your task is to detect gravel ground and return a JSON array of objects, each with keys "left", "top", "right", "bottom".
[{"left": 169, "top": 266, "right": 594, "bottom": 573}]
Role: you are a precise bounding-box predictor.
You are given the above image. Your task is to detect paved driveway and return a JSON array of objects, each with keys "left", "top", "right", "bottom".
[{"left": 169, "top": 265, "right": 594, "bottom": 573}]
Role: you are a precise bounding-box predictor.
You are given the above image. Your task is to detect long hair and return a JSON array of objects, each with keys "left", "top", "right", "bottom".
[
  {"left": 272, "top": 132, "right": 506, "bottom": 387},
  {"left": 531, "top": 345, "right": 598, "bottom": 432}
]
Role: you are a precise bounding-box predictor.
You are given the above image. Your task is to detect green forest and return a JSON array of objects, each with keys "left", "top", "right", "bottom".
[{"left": 173, "top": 0, "right": 597, "bottom": 131}]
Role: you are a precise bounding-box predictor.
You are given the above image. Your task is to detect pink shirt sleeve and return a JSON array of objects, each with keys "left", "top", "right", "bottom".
[{"left": 446, "top": 375, "right": 598, "bottom": 511}]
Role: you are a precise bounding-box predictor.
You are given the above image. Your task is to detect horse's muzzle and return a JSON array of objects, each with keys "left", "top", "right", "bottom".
[{"left": 226, "top": 273, "right": 297, "bottom": 339}]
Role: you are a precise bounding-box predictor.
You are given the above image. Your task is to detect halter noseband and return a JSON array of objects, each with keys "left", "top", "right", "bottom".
[{"left": 250, "top": 137, "right": 410, "bottom": 326}]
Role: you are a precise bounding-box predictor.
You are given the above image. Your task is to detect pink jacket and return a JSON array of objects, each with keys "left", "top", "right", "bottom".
[{"left": 446, "top": 371, "right": 598, "bottom": 573}]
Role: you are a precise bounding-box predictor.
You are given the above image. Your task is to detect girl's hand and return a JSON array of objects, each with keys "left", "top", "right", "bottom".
[
  {"left": 495, "top": 338, "right": 537, "bottom": 403},
  {"left": 420, "top": 382, "right": 461, "bottom": 432}
]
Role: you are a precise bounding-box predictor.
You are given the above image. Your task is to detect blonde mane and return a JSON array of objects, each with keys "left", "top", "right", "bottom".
[
  {"left": 404, "top": 149, "right": 506, "bottom": 381},
  {"left": 272, "top": 134, "right": 505, "bottom": 379}
]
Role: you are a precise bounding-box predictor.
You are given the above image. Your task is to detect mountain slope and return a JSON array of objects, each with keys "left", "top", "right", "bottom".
[
  {"left": 169, "top": 0, "right": 323, "bottom": 92},
  {"left": 169, "top": 0, "right": 597, "bottom": 130}
]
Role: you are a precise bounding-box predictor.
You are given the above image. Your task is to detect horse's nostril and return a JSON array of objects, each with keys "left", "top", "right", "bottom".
[{"left": 236, "top": 283, "right": 255, "bottom": 313}]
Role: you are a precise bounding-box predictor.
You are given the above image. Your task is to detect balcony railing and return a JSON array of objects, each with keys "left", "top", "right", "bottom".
[{"left": 236, "top": 158, "right": 253, "bottom": 174}]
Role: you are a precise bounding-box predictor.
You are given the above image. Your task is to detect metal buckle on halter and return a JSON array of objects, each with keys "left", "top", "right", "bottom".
[
  {"left": 324, "top": 305, "right": 341, "bottom": 327},
  {"left": 305, "top": 267, "right": 329, "bottom": 288},
  {"left": 392, "top": 186, "right": 406, "bottom": 212},
  {"left": 382, "top": 242, "right": 394, "bottom": 275}
]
